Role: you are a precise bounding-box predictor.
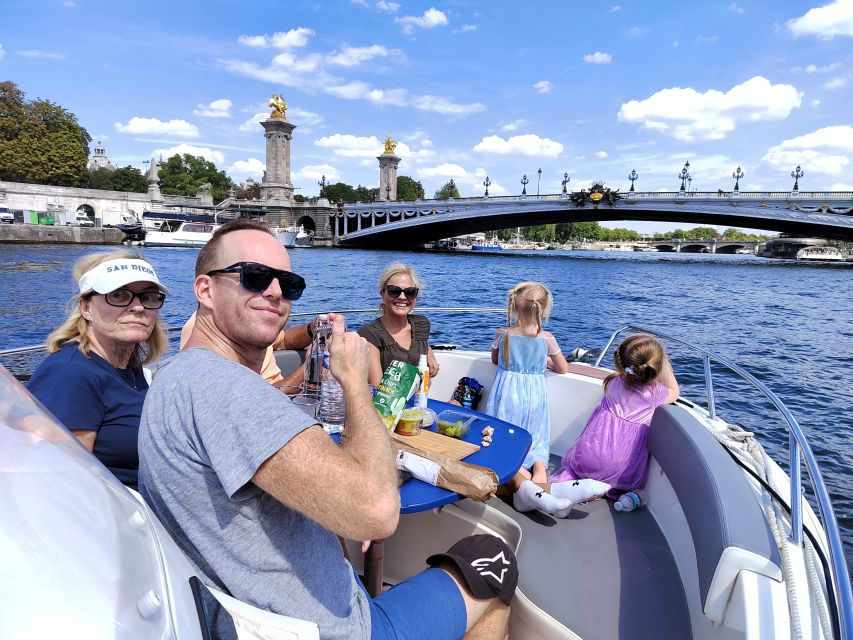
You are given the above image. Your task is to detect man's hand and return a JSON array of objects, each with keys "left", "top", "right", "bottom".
[{"left": 327, "top": 315, "right": 370, "bottom": 390}]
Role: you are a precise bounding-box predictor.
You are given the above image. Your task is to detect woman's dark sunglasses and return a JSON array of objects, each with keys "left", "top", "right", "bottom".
[
  {"left": 103, "top": 288, "right": 166, "bottom": 309},
  {"left": 206, "top": 262, "right": 306, "bottom": 300},
  {"left": 383, "top": 285, "right": 419, "bottom": 300}
]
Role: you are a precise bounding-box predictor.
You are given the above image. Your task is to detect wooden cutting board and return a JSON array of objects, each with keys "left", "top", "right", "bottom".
[{"left": 392, "top": 429, "right": 480, "bottom": 461}]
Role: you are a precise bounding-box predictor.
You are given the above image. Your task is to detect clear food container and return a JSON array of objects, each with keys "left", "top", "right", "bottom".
[{"left": 435, "top": 409, "right": 475, "bottom": 439}]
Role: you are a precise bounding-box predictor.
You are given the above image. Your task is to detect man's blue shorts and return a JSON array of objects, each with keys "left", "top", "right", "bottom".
[{"left": 361, "top": 567, "right": 467, "bottom": 640}]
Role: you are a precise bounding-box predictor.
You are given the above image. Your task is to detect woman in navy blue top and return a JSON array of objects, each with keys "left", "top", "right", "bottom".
[{"left": 28, "top": 250, "right": 168, "bottom": 490}]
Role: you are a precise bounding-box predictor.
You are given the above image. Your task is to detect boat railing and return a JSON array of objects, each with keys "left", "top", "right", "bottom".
[{"left": 594, "top": 324, "right": 852, "bottom": 637}]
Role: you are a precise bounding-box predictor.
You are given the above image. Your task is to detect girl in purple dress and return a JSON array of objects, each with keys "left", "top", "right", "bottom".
[{"left": 550, "top": 333, "right": 680, "bottom": 499}]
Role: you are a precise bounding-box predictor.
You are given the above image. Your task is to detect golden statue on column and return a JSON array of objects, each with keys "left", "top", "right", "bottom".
[
  {"left": 383, "top": 136, "right": 397, "bottom": 155},
  {"left": 268, "top": 94, "right": 288, "bottom": 119}
]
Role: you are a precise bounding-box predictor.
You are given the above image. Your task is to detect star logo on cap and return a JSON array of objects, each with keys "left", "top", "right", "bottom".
[{"left": 470, "top": 550, "right": 511, "bottom": 584}]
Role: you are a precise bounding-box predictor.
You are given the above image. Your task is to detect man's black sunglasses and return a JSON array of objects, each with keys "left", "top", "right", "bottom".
[
  {"left": 206, "top": 262, "right": 306, "bottom": 300},
  {"left": 383, "top": 285, "right": 419, "bottom": 300}
]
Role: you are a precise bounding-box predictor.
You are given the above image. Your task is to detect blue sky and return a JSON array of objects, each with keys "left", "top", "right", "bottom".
[{"left": 2, "top": 0, "right": 852, "bottom": 233}]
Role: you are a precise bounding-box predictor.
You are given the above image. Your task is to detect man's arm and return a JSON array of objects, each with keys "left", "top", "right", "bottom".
[{"left": 253, "top": 317, "right": 399, "bottom": 541}]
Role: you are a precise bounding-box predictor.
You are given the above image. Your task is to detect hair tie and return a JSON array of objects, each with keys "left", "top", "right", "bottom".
[{"left": 624, "top": 365, "right": 635, "bottom": 375}]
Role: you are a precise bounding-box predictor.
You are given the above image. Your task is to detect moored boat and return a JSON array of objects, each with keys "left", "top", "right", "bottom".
[
  {"left": 1, "top": 313, "right": 850, "bottom": 639},
  {"left": 294, "top": 226, "right": 315, "bottom": 248},
  {"left": 143, "top": 220, "right": 219, "bottom": 248},
  {"left": 796, "top": 246, "right": 845, "bottom": 262}
]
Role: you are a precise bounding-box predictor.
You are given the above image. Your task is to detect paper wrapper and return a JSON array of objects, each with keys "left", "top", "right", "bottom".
[{"left": 393, "top": 440, "right": 498, "bottom": 502}]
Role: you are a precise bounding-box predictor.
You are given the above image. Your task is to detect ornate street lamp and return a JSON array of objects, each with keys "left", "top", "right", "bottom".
[
  {"left": 483, "top": 176, "right": 491, "bottom": 197},
  {"left": 688, "top": 176, "right": 692, "bottom": 193},
  {"left": 521, "top": 174, "right": 529, "bottom": 195},
  {"left": 628, "top": 169, "right": 638, "bottom": 192},
  {"left": 536, "top": 168, "right": 542, "bottom": 197},
  {"left": 318, "top": 174, "right": 327, "bottom": 198},
  {"left": 678, "top": 161, "right": 691, "bottom": 192},
  {"left": 732, "top": 167, "right": 744, "bottom": 192},
  {"left": 791, "top": 165, "right": 804, "bottom": 192},
  {"left": 562, "top": 172, "right": 570, "bottom": 194}
]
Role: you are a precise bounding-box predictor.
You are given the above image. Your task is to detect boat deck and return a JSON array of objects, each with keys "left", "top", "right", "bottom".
[{"left": 487, "top": 457, "right": 691, "bottom": 639}]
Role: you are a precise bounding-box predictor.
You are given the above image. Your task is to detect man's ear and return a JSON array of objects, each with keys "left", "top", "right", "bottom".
[{"left": 195, "top": 275, "right": 215, "bottom": 311}]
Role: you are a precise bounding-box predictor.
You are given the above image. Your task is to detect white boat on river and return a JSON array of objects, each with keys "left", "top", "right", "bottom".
[
  {"left": 796, "top": 246, "right": 845, "bottom": 262},
  {"left": 143, "top": 220, "right": 220, "bottom": 248},
  {"left": 0, "top": 317, "right": 850, "bottom": 639}
]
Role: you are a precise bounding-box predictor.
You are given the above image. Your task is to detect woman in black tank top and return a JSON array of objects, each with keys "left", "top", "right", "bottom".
[{"left": 357, "top": 262, "right": 440, "bottom": 385}]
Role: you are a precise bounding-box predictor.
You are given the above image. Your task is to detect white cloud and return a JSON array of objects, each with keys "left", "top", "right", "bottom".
[
  {"left": 396, "top": 7, "right": 448, "bottom": 34},
  {"left": 762, "top": 125, "right": 853, "bottom": 175},
  {"left": 228, "top": 158, "right": 265, "bottom": 179},
  {"left": 239, "top": 112, "right": 266, "bottom": 132},
  {"left": 609, "top": 6, "right": 621, "bottom": 13},
  {"left": 812, "top": 99, "right": 821, "bottom": 107},
  {"left": 791, "top": 62, "right": 841, "bottom": 73},
  {"left": 376, "top": 0, "right": 399, "bottom": 12},
  {"left": 787, "top": 0, "right": 853, "bottom": 39},
  {"left": 17, "top": 49, "right": 65, "bottom": 59},
  {"left": 328, "top": 44, "right": 389, "bottom": 67},
  {"left": 534, "top": 80, "right": 553, "bottom": 93},
  {"left": 193, "top": 99, "right": 232, "bottom": 118},
  {"left": 63, "top": 0, "right": 77, "bottom": 6},
  {"left": 0, "top": 44, "right": 5, "bottom": 61},
  {"left": 617, "top": 76, "right": 803, "bottom": 142},
  {"left": 473, "top": 134, "right": 564, "bottom": 157},
  {"left": 453, "top": 24, "right": 478, "bottom": 33},
  {"left": 238, "top": 28, "right": 315, "bottom": 49},
  {"left": 695, "top": 35, "right": 718, "bottom": 44},
  {"left": 294, "top": 164, "right": 341, "bottom": 182},
  {"left": 583, "top": 51, "right": 612, "bottom": 64},
  {"left": 289, "top": 107, "right": 324, "bottom": 129},
  {"left": 153, "top": 144, "right": 224, "bottom": 165},
  {"left": 418, "top": 163, "right": 469, "bottom": 179},
  {"left": 115, "top": 117, "right": 199, "bottom": 138},
  {"left": 596, "top": 150, "right": 608, "bottom": 159},
  {"left": 729, "top": 3, "right": 744, "bottom": 13},
  {"left": 823, "top": 76, "right": 847, "bottom": 89},
  {"left": 829, "top": 181, "right": 853, "bottom": 190},
  {"left": 501, "top": 119, "right": 527, "bottom": 132},
  {"left": 409, "top": 95, "right": 485, "bottom": 116},
  {"left": 315, "top": 134, "right": 382, "bottom": 157}
]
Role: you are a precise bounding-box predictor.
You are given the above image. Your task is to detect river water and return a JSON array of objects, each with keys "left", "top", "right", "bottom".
[{"left": 1, "top": 244, "right": 851, "bottom": 570}]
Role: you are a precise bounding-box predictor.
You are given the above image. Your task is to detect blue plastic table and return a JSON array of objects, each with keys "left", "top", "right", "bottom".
[
  {"left": 398, "top": 399, "right": 532, "bottom": 514},
  {"left": 362, "top": 399, "right": 531, "bottom": 596}
]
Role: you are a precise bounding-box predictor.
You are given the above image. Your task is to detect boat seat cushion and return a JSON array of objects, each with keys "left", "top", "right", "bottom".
[
  {"left": 647, "top": 405, "right": 782, "bottom": 622},
  {"left": 487, "top": 490, "right": 691, "bottom": 639},
  {"left": 273, "top": 349, "right": 306, "bottom": 378}
]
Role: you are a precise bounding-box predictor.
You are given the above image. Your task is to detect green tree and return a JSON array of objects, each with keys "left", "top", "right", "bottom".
[
  {"left": 0, "top": 81, "right": 91, "bottom": 186},
  {"left": 687, "top": 226, "right": 719, "bottom": 239},
  {"left": 397, "top": 175, "right": 425, "bottom": 201},
  {"left": 110, "top": 166, "right": 147, "bottom": 192},
  {"left": 87, "top": 167, "right": 115, "bottom": 190},
  {"left": 323, "top": 181, "right": 358, "bottom": 203},
  {"left": 557, "top": 221, "right": 604, "bottom": 241},
  {"left": 159, "top": 153, "right": 232, "bottom": 203},
  {"left": 434, "top": 179, "right": 460, "bottom": 200},
  {"left": 234, "top": 179, "right": 261, "bottom": 200},
  {"left": 354, "top": 185, "right": 378, "bottom": 202}
]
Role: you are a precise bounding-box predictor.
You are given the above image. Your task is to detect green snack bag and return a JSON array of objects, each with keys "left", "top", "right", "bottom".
[{"left": 373, "top": 360, "right": 420, "bottom": 431}]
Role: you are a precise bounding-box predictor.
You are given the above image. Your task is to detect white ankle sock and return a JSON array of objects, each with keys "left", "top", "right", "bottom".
[
  {"left": 513, "top": 480, "right": 574, "bottom": 518},
  {"left": 550, "top": 479, "right": 611, "bottom": 503}
]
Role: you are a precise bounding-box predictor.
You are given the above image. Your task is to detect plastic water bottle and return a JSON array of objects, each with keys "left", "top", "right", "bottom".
[
  {"left": 614, "top": 489, "right": 647, "bottom": 512},
  {"left": 416, "top": 353, "right": 430, "bottom": 410},
  {"left": 317, "top": 317, "right": 345, "bottom": 434}
]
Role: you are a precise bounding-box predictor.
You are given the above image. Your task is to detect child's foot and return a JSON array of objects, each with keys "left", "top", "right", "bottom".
[
  {"left": 550, "top": 479, "right": 611, "bottom": 504},
  {"left": 531, "top": 468, "right": 548, "bottom": 484},
  {"left": 513, "top": 480, "right": 574, "bottom": 518}
]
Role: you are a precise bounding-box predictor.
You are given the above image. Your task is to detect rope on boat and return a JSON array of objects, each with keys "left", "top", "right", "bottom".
[{"left": 707, "top": 421, "right": 832, "bottom": 639}]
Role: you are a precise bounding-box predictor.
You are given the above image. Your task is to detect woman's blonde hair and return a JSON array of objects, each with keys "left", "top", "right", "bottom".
[
  {"left": 46, "top": 249, "right": 168, "bottom": 366},
  {"left": 603, "top": 333, "right": 668, "bottom": 392},
  {"left": 502, "top": 281, "right": 553, "bottom": 364},
  {"left": 378, "top": 262, "right": 425, "bottom": 313}
]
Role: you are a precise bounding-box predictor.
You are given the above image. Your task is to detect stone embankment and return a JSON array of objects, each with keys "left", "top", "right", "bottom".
[{"left": 0, "top": 224, "right": 124, "bottom": 245}]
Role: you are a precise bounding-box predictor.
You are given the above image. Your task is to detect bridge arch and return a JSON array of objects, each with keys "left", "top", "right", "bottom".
[{"left": 296, "top": 215, "right": 316, "bottom": 233}]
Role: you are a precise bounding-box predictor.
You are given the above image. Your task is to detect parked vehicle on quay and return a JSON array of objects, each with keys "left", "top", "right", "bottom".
[{"left": 0, "top": 309, "right": 849, "bottom": 640}]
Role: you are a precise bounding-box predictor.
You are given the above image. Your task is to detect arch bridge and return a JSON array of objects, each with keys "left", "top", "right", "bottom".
[{"left": 333, "top": 191, "right": 853, "bottom": 247}]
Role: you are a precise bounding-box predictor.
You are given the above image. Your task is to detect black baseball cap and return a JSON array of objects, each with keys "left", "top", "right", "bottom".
[{"left": 426, "top": 534, "right": 518, "bottom": 605}]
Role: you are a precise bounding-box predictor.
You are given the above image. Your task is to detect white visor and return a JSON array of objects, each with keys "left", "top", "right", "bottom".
[{"left": 78, "top": 258, "right": 169, "bottom": 296}]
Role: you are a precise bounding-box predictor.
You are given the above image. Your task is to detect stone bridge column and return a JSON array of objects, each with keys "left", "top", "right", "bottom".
[
  {"left": 261, "top": 116, "right": 295, "bottom": 201},
  {"left": 378, "top": 152, "right": 401, "bottom": 201}
]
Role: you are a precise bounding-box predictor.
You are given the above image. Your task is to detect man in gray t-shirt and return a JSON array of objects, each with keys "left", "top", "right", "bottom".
[{"left": 139, "top": 220, "right": 516, "bottom": 640}]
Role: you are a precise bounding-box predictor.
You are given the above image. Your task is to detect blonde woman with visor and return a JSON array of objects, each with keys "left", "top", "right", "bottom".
[{"left": 28, "top": 250, "right": 168, "bottom": 490}]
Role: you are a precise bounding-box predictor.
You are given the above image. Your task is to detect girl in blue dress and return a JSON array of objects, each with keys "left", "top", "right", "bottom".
[{"left": 484, "top": 282, "right": 568, "bottom": 484}]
